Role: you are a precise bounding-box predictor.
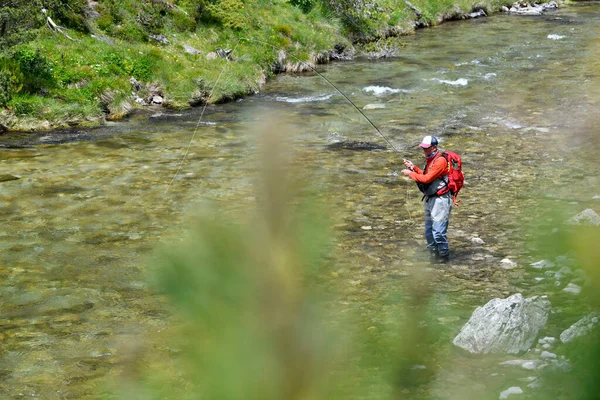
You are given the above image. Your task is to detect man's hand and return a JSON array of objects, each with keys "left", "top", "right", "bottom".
[
  {"left": 403, "top": 159, "right": 414, "bottom": 170},
  {"left": 401, "top": 169, "right": 412, "bottom": 177}
]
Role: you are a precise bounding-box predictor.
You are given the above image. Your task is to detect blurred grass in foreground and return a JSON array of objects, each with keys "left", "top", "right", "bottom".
[
  {"left": 101, "top": 114, "right": 442, "bottom": 399},
  {"left": 105, "top": 112, "right": 600, "bottom": 399}
]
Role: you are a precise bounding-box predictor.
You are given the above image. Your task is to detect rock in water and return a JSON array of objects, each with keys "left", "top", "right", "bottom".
[
  {"left": 326, "top": 141, "right": 387, "bottom": 151},
  {"left": 499, "top": 386, "right": 523, "bottom": 399},
  {"left": 453, "top": 293, "right": 551, "bottom": 354},
  {"left": 560, "top": 312, "right": 599, "bottom": 343},
  {"left": 566, "top": 209, "right": 600, "bottom": 226}
]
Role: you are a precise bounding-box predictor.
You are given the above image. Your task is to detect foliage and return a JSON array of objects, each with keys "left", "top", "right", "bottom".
[
  {"left": 0, "top": 2, "right": 44, "bottom": 48},
  {"left": 42, "top": 0, "right": 90, "bottom": 32},
  {"left": 181, "top": 0, "right": 249, "bottom": 29},
  {"left": 0, "top": 0, "right": 526, "bottom": 129},
  {"left": 289, "top": 0, "right": 316, "bottom": 13},
  {"left": 0, "top": 58, "right": 24, "bottom": 107},
  {"left": 11, "top": 48, "right": 55, "bottom": 93},
  {"left": 0, "top": 70, "right": 12, "bottom": 106},
  {"left": 130, "top": 55, "right": 156, "bottom": 81}
]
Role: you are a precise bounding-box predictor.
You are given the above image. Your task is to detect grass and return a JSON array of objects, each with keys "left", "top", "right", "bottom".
[{"left": 0, "top": 0, "right": 542, "bottom": 131}]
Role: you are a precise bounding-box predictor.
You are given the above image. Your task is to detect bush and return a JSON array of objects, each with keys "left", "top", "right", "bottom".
[
  {"left": 130, "top": 55, "right": 155, "bottom": 82},
  {"left": 180, "top": 0, "right": 248, "bottom": 29},
  {"left": 44, "top": 0, "right": 89, "bottom": 32},
  {"left": 289, "top": 0, "right": 316, "bottom": 13},
  {"left": 12, "top": 48, "right": 55, "bottom": 93},
  {"left": 169, "top": 8, "right": 198, "bottom": 32},
  {"left": 0, "top": 58, "right": 24, "bottom": 107},
  {"left": 9, "top": 94, "right": 43, "bottom": 115},
  {"left": 204, "top": 0, "right": 248, "bottom": 29},
  {"left": 0, "top": 2, "right": 45, "bottom": 48},
  {"left": 0, "top": 70, "right": 12, "bottom": 107}
]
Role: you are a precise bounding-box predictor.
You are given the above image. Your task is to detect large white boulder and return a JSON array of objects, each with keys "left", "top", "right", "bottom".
[{"left": 453, "top": 294, "right": 551, "bottom": 354}]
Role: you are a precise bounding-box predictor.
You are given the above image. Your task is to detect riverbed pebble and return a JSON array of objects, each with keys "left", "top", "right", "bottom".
[
  {"left": 530, "top": 259, "right": 554, "bottom": 269},
  {"left": 562, "top": 283, "right": 582, "bottom": 295},
  {"left": 500, "top": 258, "right": 518, "bottom": 269},
  {"left": 471, "top": 237, "right": 485, "bottom": 245},
  {"left": 540, "top": 351, "right": 557, "bottom": 359},
  {"left": 499, "top": 386, "right": 523, "bottom": 399},
  {"left": 538, "top": 337, "right": 556, "bottom": 345}
]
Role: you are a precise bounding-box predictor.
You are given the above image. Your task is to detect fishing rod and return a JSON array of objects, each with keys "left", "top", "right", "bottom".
[{"left": 240, "top": 36, "right": 409, "bottom": 161}]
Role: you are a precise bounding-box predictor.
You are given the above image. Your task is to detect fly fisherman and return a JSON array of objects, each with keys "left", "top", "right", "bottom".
[{"left": 401, "top": 136, "right": 452, "bottom": 263}]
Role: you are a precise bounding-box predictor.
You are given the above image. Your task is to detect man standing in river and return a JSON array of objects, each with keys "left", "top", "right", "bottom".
[{"left": 401, "top": 136, "right": 452, "bottom": 263}]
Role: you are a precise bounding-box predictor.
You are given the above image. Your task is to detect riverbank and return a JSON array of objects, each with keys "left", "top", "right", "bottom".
[{"left": 0, "top": 0, "right": 561, "bottom": 133}]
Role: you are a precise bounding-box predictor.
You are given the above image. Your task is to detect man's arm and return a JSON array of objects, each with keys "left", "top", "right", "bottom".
[{"left": 409, "top": 157, "right": 446, "bottom": 184}]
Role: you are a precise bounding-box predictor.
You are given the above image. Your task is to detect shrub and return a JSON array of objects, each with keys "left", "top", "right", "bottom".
[
  {"left": 130, "top": 56, "right": 155, "bottom": 81},
  {"left": 289, "top": 0, "right": 316, "bottom": 13},
  {"left": 180, "top": 0, "right": 248, "bottom": 29},
  {"left": 12, "top": 48, "right": 55, "bottom": 93},
  {"left": 275, "top": 24, "right": 293, "bottom": 37},
  {"left": 0, "top": 58, "right": 24, "bottom": 107},
  {"left": 9, "top": 94, "right": 43, "bottom": 115},
  {"left": 170, "top": 8, "right": 198, "bottom": 32},
  {"left": 204, "top": 0, "right": 248, "bottom": 29},
  {"left": 0, "top": 70, "right": 12, "bottom": 106}
]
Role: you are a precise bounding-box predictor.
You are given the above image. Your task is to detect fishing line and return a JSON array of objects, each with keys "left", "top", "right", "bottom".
[
  {"left": 242, "top": 36, "right": 416, "bottom": 224},
  {"left": 240, "top": 36, "right": 407, "bottom": 159},
  {"left": 165, "top": 36, "right": 415, "bottom": 224},
  {"left": 164, "top": 40, "right": 241, "bottom": 194}
]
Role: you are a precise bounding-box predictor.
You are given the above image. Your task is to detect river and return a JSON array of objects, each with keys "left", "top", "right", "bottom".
[{"left": 1, "top": 3, "right": 599, "bottom": 398}]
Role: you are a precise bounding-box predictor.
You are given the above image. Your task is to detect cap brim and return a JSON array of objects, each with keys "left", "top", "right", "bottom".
[{"left": 419, "top": 143, "right": 432, "bottom": 148}]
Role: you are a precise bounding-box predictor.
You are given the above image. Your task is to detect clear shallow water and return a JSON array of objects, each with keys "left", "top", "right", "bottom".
[{"left": 1, "top": 4, "right": 600, "bottom": 398}]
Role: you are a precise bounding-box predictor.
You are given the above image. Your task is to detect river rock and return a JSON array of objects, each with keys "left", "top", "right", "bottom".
[
  {"left": 330, "top": 42, "right": 356, "bottom": 61},
  {"left": 500, "top": 258, "right": 518, "bottom": 269},
  {"left": 471, "top": 237, "right": 485, "bottom": 245},
  {"left": 540, "top": 351, "right": 557, "bottom": 359},
  {"left": 530, "top": 259, "right": 554, "bottom": 269},
  {"left": 363, "top": 104, "right": 386, "bottom": 110},
  {"left": 565, "top": 209, "right": 600, "bottom": 226},
  {"left": 453, "top": 293, "right": 551, "bottom": 354},
  {"left": 468, "top": 9, "right": 487, "bottom": 18},
  {"left": 499, "top": 386, "right": 523, "bottom": 399},
  {"left": 0, "top": 174, "right": 20, "bottom": 182},
  {"left": 560, "top": 313, "right": 599, "bottom": 343},
  {"left": 562, "top": 282, "right": 581, "bottom": 295}
]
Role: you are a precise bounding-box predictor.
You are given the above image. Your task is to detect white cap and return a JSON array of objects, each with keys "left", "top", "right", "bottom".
[{"left": 419, "top": 135, "right": 438, "bottom": 148}]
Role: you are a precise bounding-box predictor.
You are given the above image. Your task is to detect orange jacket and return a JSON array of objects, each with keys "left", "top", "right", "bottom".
[{"left": 409, "top": 152, "right": 448, "bottom": 184}]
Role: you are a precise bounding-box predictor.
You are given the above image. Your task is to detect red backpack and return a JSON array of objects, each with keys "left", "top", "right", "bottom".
[{"left": 438, "top": 151, "right": 464, "bottom": 206}]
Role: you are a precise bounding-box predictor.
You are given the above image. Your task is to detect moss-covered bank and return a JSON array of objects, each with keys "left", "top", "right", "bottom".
[{"left": 0, "top": 0, "right": 557, "bottom": 133}]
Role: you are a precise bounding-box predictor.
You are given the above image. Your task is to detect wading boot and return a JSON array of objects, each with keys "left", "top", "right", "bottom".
[
  {"left": 429, "top": 250, "right": 438, "bottom": 262},
  {"left": 438, "top": 254, "right": 450, "bottom": 264}
]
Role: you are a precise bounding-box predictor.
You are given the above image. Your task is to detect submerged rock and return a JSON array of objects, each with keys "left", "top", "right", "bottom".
[
  {"left": 453, "top": 293, "right": 551, "bottom": 354},
  {"left": 565, "top": 209, "right": 600, "bottom": 226},
  {"left": 363, "top": 104, "right": 386, "bottom": 110},
  {"left": 562, "top": 282, "right": 582, "bottom": 295},
  {"left": 560, "top": 312, "right": 599, "bottom": 343},
  {"left": 500, "top": 258, "right": 518, "bottom": 269},
  {"left": 326, "top": 141, "right": 387, "bottom": 151},
  {"left": 530, "top": 259, "right": 555, "bottom": 269},
  {"left": 499, "top": 386, "right": 523, "bottom": 399},
  {"left": 0, "top": 174, "right": 20, "bottom": 182}
]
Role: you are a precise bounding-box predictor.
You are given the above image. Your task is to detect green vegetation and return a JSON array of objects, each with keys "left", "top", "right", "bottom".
[{"left": 0, "top": 0, "right": 537, "bottom": 131}]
